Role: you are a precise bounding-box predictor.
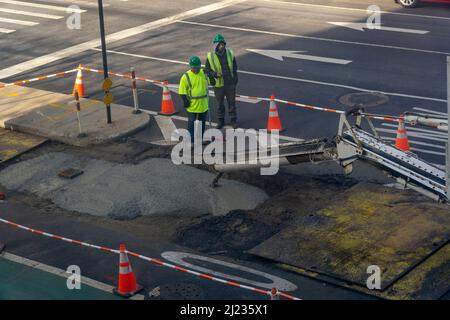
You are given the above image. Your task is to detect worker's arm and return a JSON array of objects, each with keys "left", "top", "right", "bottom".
[
  {"left": 204, "top": 58, "right": 217, "bottom": 83},
  {"left": 178, "top": 75, "right": 190, "bottom": 108}
]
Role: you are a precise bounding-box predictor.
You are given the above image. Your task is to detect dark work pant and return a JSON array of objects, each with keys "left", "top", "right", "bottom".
[
  {"left": 213, "top": 84, "right": 237, "bottom": 121},
  {"left": 187, "top": 111, "right": 208, "bottom": 143}
]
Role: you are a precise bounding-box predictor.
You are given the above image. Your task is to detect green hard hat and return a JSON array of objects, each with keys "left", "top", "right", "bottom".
[
  {"left": 213, "top": 33, "right": 225, "bottom": 44},
  {"left": 188, "top": 55, "right": 201, "bottom": 68}
]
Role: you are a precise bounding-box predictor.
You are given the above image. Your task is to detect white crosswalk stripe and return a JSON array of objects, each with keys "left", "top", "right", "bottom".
[
  {"left": 0, "top": 27, "right": 15, "bottom": 33},
  {"left": 0, "top": 1, "right": 89, "bottom": 35},
  {"left": 376, "top": 121, "right": 447, "bottom": 161},
  {"left": 0, "top": 17, "right": 38, "bottom": 26},
  {"left": 0, "top": 0, "right": 86, "bottom": 13},
  {"left": 0, "top": 8, "right": 63, "bottom": 19}
]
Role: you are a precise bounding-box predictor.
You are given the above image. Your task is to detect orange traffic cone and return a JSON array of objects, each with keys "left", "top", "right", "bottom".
[
  {"left": 72, "top": 64, "right": 87, "bottom": 98},
  {"left": 113, "top": 244, "right": 143, "bottom": 298},
  {"left": 267, "top": 95, "right": 283, "bottom": 132},
  {"left": 395, "top": 118, "right": 410, "bottom": 152},
  {"left": 159, "top": 80, "right": 177, "bottom": 115}
]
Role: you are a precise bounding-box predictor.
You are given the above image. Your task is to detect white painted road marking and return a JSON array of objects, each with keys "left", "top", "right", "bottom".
[
  {"left": 178, "top": 21, "right": 450, "bottom": 56},
  {"left": 92, "top": 48, "right": 447, "bottom": 104},
  {"left": 412, "top": 107, "right": 448, "bottom": 117},
  {"left": 0, "top": 8, "right": 63, "bottom": 19},
  {"left": 0, "top": 0, "right": 248, "bottom": 79},
  {"left": 380, "top": 136, "right": 445, "bottom": 150},
  {"left": 0, "top": 17, "right": 38, "bottom": 26},
  {"left": 381, "top": 123, "right": 447, "bottom": 137},
  {"left": 161, "top": 251, "right": 298, "bottom": 292},
  {"left": 0, "top": 28, "right": 15, "bottom": 33},
  {"left": 257, "top": 0, "right": 450, "bottom": 21},
  {"left": 376, "top": 128, "right": 448, "bottom": 143},
  {"left": 247, "top": 49, "right": 352, "bottom": 65},
  {"left": 0, "top": 0, "right": 86, "bottom": 13},
  {"left": 328, "top": 22, "right": 429, "bottom": 35},
  {"left": 0, "top": 251, "right": 145, "bottom": 300}
]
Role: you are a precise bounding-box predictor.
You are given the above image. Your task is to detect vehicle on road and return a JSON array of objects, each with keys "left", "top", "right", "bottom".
[{"left": 395, "top": 0, "right": 450, "bottom": 8}]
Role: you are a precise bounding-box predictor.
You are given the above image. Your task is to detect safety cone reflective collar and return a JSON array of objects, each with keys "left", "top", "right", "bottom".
[
  {"left": 113, "top": 244, "right": 143, "bottom": 298},
  {"left": 72, "top": 64, "right": 87, "bottom": 98},
  {"left": 395, "top": 117, "right": 410, "bottom": 152},
  {"left": 267, "top": 95, "right": 283, "bottom": 132},
  {"left": 159, "top": 80, "right": 177, "bottom": 115}
]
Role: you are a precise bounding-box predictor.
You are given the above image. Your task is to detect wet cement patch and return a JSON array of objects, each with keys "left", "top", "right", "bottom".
[{"left": 0, "top": 152, "right": 268, "bottom": 218}]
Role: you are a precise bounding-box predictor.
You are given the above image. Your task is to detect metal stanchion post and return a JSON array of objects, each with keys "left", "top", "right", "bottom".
[
  {"left": 270, "top": 287, "right": 279, "bottom": 300},
  {"left": 75, "top": 90, "right": 87, "bottom": 138},
  {"left": 131, "top": 67, "right": 141, "bottom": 114}
]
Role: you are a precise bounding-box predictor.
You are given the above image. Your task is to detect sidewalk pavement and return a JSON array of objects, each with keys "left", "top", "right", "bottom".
[{"left": 0, "top": 84, "right": 150, "bottom": 147}]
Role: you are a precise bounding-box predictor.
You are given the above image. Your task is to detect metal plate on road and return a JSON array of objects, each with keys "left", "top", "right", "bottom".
[
  {"left": 102, "top": 78, "right": 112, "bottom": 91},
  {"left": 103, "top": 92, "right": 113, "bottom": 105},
  {"left": 248, "top": 182, "right": 450, "bottom": 290}
]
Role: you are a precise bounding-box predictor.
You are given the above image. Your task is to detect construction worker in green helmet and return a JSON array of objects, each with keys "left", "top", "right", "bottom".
[
  {"left": 179, "top": 55, "right": 209, "bottom": 145},
  {"left": 205, "top": 33, "right": 238, "bottom": 129}
]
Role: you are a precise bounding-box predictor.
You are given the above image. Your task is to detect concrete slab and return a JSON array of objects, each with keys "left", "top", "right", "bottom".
[
  {"left": 0, "top": 85, "right": 150, "bottom": 147},
  {"left": 0, "top": 129, "right": 47, "bottom": 163},
  {"left": 249, "top": 183, "right": 450, "bottom": 290}
]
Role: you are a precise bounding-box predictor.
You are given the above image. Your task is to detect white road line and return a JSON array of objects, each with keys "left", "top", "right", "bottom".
[
  {"left": 376, "top": 128, "right": 448, "bottom": 142},
  {"left": 0, "top": 17, "right": 38, "bottom": 26},
  {"left": 0, "top": 0, "right": 86, "bottom": 13},
  {"left": 41, "top": 0, "right": 109, "bottom": 7},
  {"left": 91, "top": 48, "right": 447, "bottom": 104},
  {"left": 380, "top": 136, "right": 445, "bottom": 150},
  {"left": 178, "top": 20, "right": 450, "bottom": 56},
  {"left": 0, "top": 27, "right": 15, "bottom": 33},
  {"left": 154, "top": 115, "right": 178, "bottom": 143},
  {"left": 327, "top": 22, "right": 429, "bottom": 35},
  {"left": 0, "top": 8, "right": 63, "bottom": 19},
  {"left": 0, "top": 251, "right": 145, "bottom": 300},
  {"left": 412, "top": 107, "right": 448, "bottom": 117},
  {"left": 0, "top": 0, "right": 248, "bottom": 80},
  {"left": 381, "top": 123, "right": 448, "bottom": 137},
  {"left": 112, "top": 103, "right": 303, "bottom": 143},
  {"left": 161, "top": 251, "right": 298, "bottom": 292},
  {"left": 257, "top": 0, "right": 450, "bottom": 21},
  {"left": 410, "top": 147, "right": 445, "bottom": 156}
]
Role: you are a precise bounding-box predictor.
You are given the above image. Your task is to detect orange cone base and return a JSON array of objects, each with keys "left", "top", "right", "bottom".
[
  {"left": 267, "top": 127, "right": 285, "bottom": 133},
  {"left": 158, "top": 110, "right": 178, "bottom": 116},
  {"left": 113, "top": 284, "right": 144, "bottom": 298}
]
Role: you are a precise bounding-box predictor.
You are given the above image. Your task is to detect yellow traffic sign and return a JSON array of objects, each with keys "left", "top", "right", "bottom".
[
  {"left": 103, "top": 92, "right": 113, "bottom": 105},
  {"left": 102, "top": 78, "right": 113, "bottom": 91}
]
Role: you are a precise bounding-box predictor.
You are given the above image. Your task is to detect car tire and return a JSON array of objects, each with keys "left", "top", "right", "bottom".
[{"left": 397, "top": 0, "right": 420, "bottom": 8}]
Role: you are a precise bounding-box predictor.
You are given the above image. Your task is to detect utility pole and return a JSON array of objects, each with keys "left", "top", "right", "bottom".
[
  {"left": 98, "top": 0, "right": 112, "bottom": 124},
  {"left": 447, "top": 56, "right": 450, "bottom": 201}
]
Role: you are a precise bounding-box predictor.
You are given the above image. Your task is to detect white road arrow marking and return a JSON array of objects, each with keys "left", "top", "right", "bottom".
[
  {"left": 328, "top": 22, "right": 429, "bottom": 35},
  {"left": 247, "top": 49, "right": 352, "bottom": 65}
]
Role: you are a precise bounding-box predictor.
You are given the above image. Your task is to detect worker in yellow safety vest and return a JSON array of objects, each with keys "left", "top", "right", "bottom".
[
  {"left": 205, "top": 33, "right": 238, "bottom": 129},
  {"left": 179, "top": 56, "right": 209, "bottom": 145}
]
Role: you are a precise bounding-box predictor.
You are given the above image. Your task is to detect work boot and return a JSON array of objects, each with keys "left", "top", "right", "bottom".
[
  {"left": 230, "top": 118, "right": 238, "bottom": 129},
  {"left": 216, "top": 118, "right": 225, "bottom": 129}
]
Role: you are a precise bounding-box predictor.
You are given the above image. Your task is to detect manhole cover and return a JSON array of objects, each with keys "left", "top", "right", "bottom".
[
  {"left": 339, "top": 92, "right": 389, "bottom": 109},
  {"left": 147, "top": 283, "right": 205, "bottom": 300}
]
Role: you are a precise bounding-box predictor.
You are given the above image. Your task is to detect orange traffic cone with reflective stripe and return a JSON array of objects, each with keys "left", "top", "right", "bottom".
[
  {"left": 159, "top": 80, "right": 177, "bottom": 115},
  {"left": 267, "top": 95, "right": 283, "bottom": 132},
  {"left": 395, "top": 118, "right": 410, "bottom": 152},
  {"left": 113, "top": 244, "right": 143, "bottom": 298},
  {"left": 72, "top": 64, "right": 87, "bottom": 98}
]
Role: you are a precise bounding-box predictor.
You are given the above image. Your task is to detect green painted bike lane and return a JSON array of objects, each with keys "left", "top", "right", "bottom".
[{"left": 0, "top": 257, "right": 123, "bottom": 300}]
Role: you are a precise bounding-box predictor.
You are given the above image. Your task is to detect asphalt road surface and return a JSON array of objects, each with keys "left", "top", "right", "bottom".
[
  {"left": 1, "top": 0, "right": 449, "bottom": 166},
  {"left": 1, "top": 0, "right": 450, "bottom": 301}
]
